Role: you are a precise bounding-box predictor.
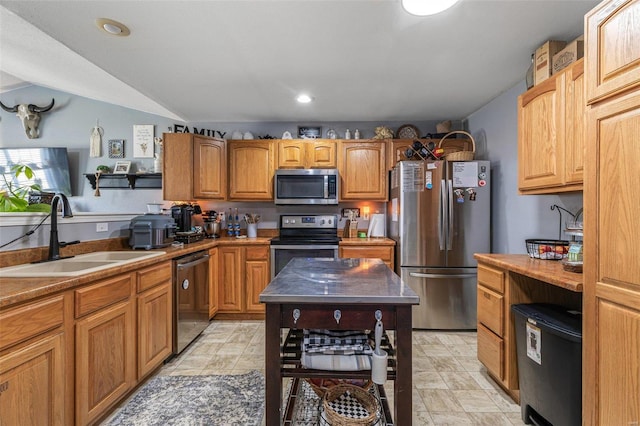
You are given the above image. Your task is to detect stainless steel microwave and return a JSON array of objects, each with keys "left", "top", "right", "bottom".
[{"left": 274, "top": 169, "right": 339, "bottom": 205}]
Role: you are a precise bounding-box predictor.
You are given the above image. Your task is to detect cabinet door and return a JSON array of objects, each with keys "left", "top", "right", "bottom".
[
  {"left": 137, "top": 282, "right": 172, "bottom": 380},
  {"left": 307, "top": 140, "right": 337, "bottom": 168},
  {"left": 162, "top": 132, "right": 193, "bottom": 200},
  {"left": 518, "top": 73, "right": 566, "bottom": 191},
  {"left": 584, "top": 90, "right": 640, "bottom": 425},
  {"left": 228, "top": 141, "right": 275, "bottom": 200},
  {"left": 338, "top": 141, "right": 387, "bottom": 200},
  {"left": 565, "top": 60, "right": 585, "bottom": 185},
  {"left": 193, "top": 136, "right": 226, "bottom": 199},
  {"left": 76, "top": 300, "right": 135, "bottom": 425},
  {"left": 217, "top": 246, "right": 244, "bottom": 312},
  {"left": 208, "top": 247, "right": 219, "bottom": 318},
  {"left": 245, "top": 260, "right": 270, "bottom": 313},
  {"left": 0, "top": 333, "right": 65, "bottom": 426},
  {"left": 339, "top": 245, "right": 394, "bottom": 270},
  {"left": 277, "top": 140, "right": 305, "bottom": 168},
  {"left": 585, "top": 0, "right": 640, "bottom": 104}
]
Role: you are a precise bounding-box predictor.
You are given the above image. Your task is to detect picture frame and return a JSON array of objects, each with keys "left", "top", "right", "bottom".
[
  {"left": 108, "top": 139, "right": 125, "bottom": 158},
  {"left": 298, "top": 126, "right": 322, "bottom": 139},
  {"left": 133, "top": 124, "right": 154, "bottom": 158},
  {"left": 113, "top": 160, "right": 131, "bottom": 174}
]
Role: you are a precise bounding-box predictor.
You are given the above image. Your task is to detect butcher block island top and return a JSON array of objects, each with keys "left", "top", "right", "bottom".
[{"left": 259, "top": 257, "right": 419, "bottom": 304}]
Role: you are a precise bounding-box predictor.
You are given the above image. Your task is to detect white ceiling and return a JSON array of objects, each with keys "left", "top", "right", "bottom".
[{"left": 0, "top": 0, "right": 598, "bottom": 123}]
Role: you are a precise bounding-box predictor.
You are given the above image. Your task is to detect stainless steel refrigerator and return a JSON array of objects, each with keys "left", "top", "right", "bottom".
[{"left": 388, "top": 160, "right": 490, "bottom": 329}]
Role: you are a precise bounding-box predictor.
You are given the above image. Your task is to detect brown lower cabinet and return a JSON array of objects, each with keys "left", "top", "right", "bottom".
[
  {"left": 0, "top": 295, "right": 66, "bottom": 426},
  {"left": 338, "top": 244, "right": 394, "bottom": 270},
  {"left": 475, "top": 259, "right": 582, "bottom": 403},
  {"left": 0, "top": 260, "right": 175, "bottom": 425},
  {"left": 216, "top": 243, "right": 270, "bottom": 318}
]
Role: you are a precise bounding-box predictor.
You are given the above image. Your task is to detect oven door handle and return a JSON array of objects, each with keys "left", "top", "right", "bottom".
[
  {"left": 271, "top": 244, "right": 339, "bottom": 250},
  {"left": 176, "top": 254, "right": 210, "bottom": 270}
]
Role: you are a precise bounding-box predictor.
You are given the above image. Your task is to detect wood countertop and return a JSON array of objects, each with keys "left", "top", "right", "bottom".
[
  {"left": 474, "top": 253, "right": 583, "bottom": 292},
  {"left": 339, "top": 237, "right": 395, "bottom": 246}
]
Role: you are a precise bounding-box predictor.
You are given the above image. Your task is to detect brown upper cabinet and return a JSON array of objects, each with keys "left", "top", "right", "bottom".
[
  {"left": 163, "top": 133, "right": 226, "bottom": 200},
  {"left": 517, "top": 59, "right": 584, "bottom": 194},
  {"left": 227, "top": 140, "right": 275, "bottom": 200},
  {"left": 338, "top": 140, "right": 387, "bottom": 201},
  {"left": 585, "top": 0, "right": 640, "bottom": 104},
  {"left": 277, "top": 139, "right": 337, "bottom": 169}
]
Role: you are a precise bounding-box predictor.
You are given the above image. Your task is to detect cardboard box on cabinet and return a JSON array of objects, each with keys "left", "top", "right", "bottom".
[
  {"left": 552, "top": 36, "right": 584, "bottom": 74},
  {"left": 535, "top": 40, "right": 567, "bottom": 85}
]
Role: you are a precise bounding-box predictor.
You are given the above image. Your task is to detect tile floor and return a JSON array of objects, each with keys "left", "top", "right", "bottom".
[{"left": 103, "top": 320, "right": 526, "bottom": 425}]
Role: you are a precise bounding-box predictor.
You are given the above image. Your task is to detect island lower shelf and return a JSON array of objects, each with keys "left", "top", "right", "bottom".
[{"left": 281, "top": 328, "right": 396, "bottom": 425}]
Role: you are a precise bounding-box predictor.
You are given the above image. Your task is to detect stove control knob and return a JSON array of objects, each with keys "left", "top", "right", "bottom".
[
  {"left": 321, "top": 219, "right": 325, "bottom": 225},
  {"left": 284, "top": 219, "right": 289, "bottom": 224},
  {"left": 291, "top": 219, "right": 296, "bottom": 224}
]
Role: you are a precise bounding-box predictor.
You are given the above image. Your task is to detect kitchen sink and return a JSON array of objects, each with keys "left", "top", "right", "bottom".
[
  {"left": 0, "top": 250, "right": 166, "bottom": 277},
  {"left": 74, "top": 251, "right": 165, "bottom": 262}
]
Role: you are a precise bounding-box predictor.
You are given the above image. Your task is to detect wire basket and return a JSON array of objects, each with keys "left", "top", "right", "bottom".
[
  {"left": 437, "top": 131, "right": 476, "bottom": 161},
  {"left": 322, "top": 384, "right": 380, "bottom": 426},
  {"left": 525, "top": 239, "right": 569, "bottom": 260}
]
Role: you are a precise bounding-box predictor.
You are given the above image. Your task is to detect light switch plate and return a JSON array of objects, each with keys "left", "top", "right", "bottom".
[{"left": 341, "top": 208, "right": 360, "bottom": 218}]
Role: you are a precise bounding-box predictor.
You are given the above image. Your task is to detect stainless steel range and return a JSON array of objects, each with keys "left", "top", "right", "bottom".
[{"left": 270, "top": 214, "right": 340, "bottom": 279}]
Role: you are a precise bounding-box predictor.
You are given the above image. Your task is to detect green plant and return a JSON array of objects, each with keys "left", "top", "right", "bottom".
[{"left": 0, "top": 164, "right": 51, "bottom": 212}]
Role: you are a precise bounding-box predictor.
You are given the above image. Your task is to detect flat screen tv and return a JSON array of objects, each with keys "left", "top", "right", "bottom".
[{"left": 0, "top": 147, "right": 72, "bottom": 196}]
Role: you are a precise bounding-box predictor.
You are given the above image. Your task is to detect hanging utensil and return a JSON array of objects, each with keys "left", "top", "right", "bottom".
[
  {"left": 94, "top": 172, "right": 101, "bottom": 197},
  {"left": 90, "top": 120, "right": 103, "bottom": 158}
]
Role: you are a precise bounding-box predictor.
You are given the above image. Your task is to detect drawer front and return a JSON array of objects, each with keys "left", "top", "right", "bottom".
[
  {"left": 75, "top": 274, "right": 132, "bottom": 318},
  {"left": 246, "top": 245, "right": 269, "bottom": 261},
  {"left": 478, "top": 264, "right": 504, "bottom": 293},
  {"left": 136, "top": 261, "right": 171, "bottom": 293},
  {"left": 477, "top": 323, "right": 504, "bottom": 381},
  {"left": 477, "top": 286, "right": 504, "bottom": 336},
  {"left": 339, "top": 246, "right": 392, "bottom": 261},
  {"left": 0, "top": 295, "right": 64, "bottom": 350}
]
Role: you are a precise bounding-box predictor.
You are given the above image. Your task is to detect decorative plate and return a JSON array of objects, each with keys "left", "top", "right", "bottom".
[{"left": 395, "top": 124, "right": 419, "bottom": 139}]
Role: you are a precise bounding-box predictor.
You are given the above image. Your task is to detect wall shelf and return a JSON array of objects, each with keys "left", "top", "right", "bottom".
[{"left": 84, "top": 173, "right": 162, "bottom": 190}]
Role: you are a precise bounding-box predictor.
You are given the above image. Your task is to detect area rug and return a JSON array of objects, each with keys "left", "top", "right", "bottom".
[{"left": 106, "top": 371, "right": 264, "bottom": 426}]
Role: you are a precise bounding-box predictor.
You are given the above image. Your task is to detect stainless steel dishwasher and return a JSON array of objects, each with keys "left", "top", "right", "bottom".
[{"left": 173, "top": 250, "right": 209, "bottom": 355}]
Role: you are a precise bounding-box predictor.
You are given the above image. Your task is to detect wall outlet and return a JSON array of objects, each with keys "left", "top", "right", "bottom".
[
  {"left": 341, "top": 208, "right": 360, "bottom": 218},
  {"left": 96, "top": 222, "right": 108, "bottom": 232}
]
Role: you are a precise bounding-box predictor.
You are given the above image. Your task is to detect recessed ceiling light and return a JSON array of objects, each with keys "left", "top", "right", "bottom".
[
  {"left": 401, "top": 0, "right": 460, "bottom": 16},
  {"left": 296, "top": 94, "right": 313, "bottom": 104},
  {"left": 96, "top": 18, "right": 130, "bottom": 36}
]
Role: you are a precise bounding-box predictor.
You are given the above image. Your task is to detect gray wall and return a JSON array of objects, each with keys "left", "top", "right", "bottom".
[
  {"left": 465, "top": 81, "right": 583, "bottom": 255},
  {"left": 1, "top": 82, "right": 582, "bottom": 254}
]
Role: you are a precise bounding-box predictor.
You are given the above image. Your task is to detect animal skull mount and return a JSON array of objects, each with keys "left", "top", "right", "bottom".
[{"left": 0, "top": 98, "right": 55, "bottom": 139}]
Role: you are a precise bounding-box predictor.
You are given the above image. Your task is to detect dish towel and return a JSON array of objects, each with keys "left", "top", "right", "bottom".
[{"left": 301, "top": 329, "right": 373, "bottom": 371}]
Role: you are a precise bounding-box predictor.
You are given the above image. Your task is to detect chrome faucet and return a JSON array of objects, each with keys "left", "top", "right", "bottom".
[{"left": 47, "top": 193, "right": 78, "bottom": 261}]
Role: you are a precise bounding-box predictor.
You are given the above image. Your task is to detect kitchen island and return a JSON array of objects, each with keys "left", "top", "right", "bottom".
[{"left": 259, "top": 257, "right": 419, "bottom": 425}]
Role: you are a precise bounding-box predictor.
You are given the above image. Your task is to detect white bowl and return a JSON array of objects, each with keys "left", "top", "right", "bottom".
[{"left": 147, "top": 203, "right": 164, "bottom": 214}]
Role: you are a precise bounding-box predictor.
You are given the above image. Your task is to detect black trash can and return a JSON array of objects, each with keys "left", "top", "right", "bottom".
[{"left": 511, "top": 303, "right": 582, "bottom": 426}]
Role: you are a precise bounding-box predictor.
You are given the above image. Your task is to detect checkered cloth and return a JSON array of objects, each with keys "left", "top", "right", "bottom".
[
  {"left": 303, "top": 329, "right": 372, "bottom": 355},
  {"left": 327, "top": 389, "right": 375, "bottom": 420},
  {"left": 301, "top": 329, "right": 373, "bottom": 371}
]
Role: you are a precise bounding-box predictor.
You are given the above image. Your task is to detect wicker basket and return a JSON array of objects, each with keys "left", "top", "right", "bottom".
[
  {"left": 306, "top": 378, "right": 372, "bottom": 398},
  {"left": 322, "top": 384, "right": 379, "bottom": 426},
  {"left": 437, "top": 131, "right": 476, "bottom": 161}
]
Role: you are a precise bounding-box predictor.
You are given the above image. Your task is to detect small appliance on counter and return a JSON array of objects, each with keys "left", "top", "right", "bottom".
[
  {"left": 202, "top": 210, "right": 220, "bottom": 239},
  {"left": 129, "top": 214, "right": 176, "bottom": 249},
  {"left": 171, "top": 202, "right": 204, "bottom": 244}
]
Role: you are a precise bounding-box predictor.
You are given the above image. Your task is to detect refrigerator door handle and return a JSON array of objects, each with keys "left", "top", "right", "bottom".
[
  {"left": 409, "top": 272, "right": 478, "bottom": 279},
  {"left": 447, "top": 179, "right": 454, "bottom": 250},
  {"left": 439, "top": 179, "right": 446, "bottom": 250}
]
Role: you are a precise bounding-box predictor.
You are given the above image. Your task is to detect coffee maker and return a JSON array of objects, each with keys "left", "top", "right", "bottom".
[{"left": 170, "top": 203, "right": 202, "bottom": 233}]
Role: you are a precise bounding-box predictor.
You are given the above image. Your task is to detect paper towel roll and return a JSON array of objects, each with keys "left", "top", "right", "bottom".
[{"left": 371, "top": 350, "right": 388, "bottom": 385}]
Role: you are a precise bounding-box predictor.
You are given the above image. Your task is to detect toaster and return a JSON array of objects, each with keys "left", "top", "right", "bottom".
[{"left": 129, "top": 214, "right": 176, "bottom": 249}]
